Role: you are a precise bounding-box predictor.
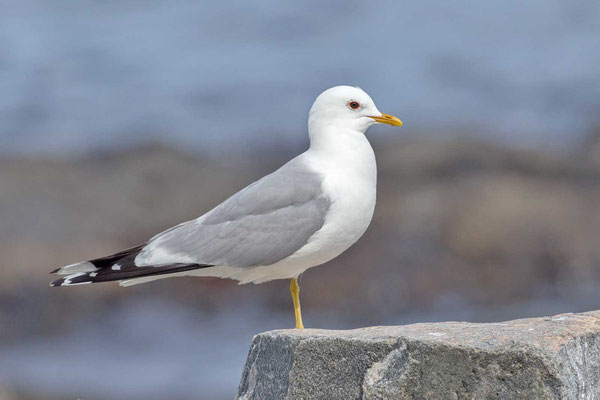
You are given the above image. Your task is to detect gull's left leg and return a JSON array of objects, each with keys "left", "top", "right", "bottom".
[{"left": 290, "top": 277, "right": 304, "bottom": 329}]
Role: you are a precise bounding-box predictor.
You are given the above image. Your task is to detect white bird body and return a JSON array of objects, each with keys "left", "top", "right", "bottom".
[
  {"left": 50, "top": 85, "right": 402, "bottom": 328},
  {"left": 201, "top": 133, "right": 377, "bottom": 284},
  {"left": 122, "top": 124, "right": 378, "bottom": 285},
  {"left": 282, "top": 129, "right": 378, "bottom": 277}
]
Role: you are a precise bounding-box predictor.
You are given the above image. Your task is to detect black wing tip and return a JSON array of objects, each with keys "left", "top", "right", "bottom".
[
  {"left": 49, "top": 278, "right": 63, "bottom": 287},
  {"left": 49, "top": 268, "right": 61, "bottom": 274},
  {"left": 49, "top": 273, "right": 93, "bottom": 287},
  {"left": 49, "top": 263, "right": 214, "bottom": 287}
]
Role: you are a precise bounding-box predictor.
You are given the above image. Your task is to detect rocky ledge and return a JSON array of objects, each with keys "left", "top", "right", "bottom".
[{"left": 237, "top": 311, "right": 600, "bottom": 399}]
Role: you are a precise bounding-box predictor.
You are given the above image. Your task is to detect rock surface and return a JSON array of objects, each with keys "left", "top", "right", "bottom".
[{"left": 237, "top": 311, "right": 600, "bottom": 399}]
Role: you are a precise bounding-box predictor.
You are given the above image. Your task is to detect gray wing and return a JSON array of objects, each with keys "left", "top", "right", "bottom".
[{"left": 136, "top": 157, "right": 330, "bottom": 267}]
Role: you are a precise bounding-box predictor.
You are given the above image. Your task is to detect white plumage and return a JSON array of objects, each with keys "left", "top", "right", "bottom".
[{"left": 50, "top": 85, "right": 402, "bottom": 328}]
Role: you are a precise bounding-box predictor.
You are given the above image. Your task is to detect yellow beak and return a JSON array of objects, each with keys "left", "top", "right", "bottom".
[{"left": 369, "top": 113, "right": 403, "bottom": 127}]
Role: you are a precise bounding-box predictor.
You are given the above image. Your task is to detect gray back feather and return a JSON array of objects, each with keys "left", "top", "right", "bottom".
[{"left": 138, "top": 156, "right": 330, "bottom": 267}]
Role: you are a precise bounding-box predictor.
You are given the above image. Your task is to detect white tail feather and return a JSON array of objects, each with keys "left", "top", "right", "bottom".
[
  {"left": 118, "top": 275, "right": 168, "bottom": 287},
  {"left": 118, "top": 270, "right": 195, "bottom": 287}
]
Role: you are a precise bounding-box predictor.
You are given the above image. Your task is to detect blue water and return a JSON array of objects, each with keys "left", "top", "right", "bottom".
[{"left": 1, "top": 0, "right": 599, "bottom": 155}]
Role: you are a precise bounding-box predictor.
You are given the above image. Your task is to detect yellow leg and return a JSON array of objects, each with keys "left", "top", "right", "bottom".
[{"left": 290, "top": 278, "right": 304, "bottom": 329}]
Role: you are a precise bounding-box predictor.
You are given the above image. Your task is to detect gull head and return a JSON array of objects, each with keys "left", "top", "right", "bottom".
[{"left": 308, "top": 86, "right": 402, "bottom": 135}]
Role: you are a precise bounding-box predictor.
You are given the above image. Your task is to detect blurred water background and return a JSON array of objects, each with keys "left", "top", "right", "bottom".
[{"left": 1, "top": 0, "right": 600, "bottom": 399}]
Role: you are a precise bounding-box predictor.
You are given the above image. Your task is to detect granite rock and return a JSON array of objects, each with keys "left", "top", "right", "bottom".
[{"left": 237, "top": 311, "right": 600, "bottom": 399}]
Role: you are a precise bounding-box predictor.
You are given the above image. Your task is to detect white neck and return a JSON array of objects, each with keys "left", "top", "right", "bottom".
[
  {"left": 305, "top": 122, "right": 377, "bottom": 185},
  {"left": 308, "top": 118, "right": 367, "bottom": 150}
]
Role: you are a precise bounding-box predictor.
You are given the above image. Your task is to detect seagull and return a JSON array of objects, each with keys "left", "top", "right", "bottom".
[{"left": 50, "top": 86, "right": 402, "bottom": 329}]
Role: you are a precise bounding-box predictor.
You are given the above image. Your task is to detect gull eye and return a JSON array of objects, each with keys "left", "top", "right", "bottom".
[{"left": 348, "top": 101, "right": 360, "bottom": 110}]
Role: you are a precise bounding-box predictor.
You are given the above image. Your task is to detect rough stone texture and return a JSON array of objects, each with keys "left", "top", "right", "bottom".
[{"left": 237, "top": 311, "right": 600, "bottom": 399}]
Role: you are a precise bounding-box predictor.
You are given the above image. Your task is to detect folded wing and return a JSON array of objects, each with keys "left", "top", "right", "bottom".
[
  {"left": 136, "top": 158, "right": 330, "bottom": 268},
  {"left": 51, "top": 156, "right": 330, "bottom": 286}
]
